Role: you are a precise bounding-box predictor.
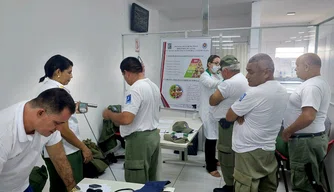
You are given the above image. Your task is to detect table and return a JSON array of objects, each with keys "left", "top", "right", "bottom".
[
  {"left": 78, "top": 178, "right": 175, "bottom": 192},
  {"left": 158, "top": 116, "right": 204, "bottom": 165}
]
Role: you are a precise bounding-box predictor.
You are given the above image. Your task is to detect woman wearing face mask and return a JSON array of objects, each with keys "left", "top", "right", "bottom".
[
  {"left": 38, "top": 55, "right": 93, "bottom": 191},
  {"left": 199, "top": 55, "right": 222, "bottom": 177}
]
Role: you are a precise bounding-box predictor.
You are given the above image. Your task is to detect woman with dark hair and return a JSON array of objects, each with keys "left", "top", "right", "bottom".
[
  {"left": 38, "top": 55, "right": 93, "bottom": 192},
  {"left": 103, "top": 57, "right": 161, "bottom": 184},
  {"left": 199, "top": 55, "right": 222, "bottom": 177}
]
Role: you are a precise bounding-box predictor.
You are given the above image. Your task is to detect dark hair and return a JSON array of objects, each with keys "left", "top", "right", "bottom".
[
  {"left": 39, "top": 55, "right": 73, "bottom": 83},
  {"left": 207, "top": 55, "right": 220, "bottom": 68},
  {"left": 120, "top": 57, "right": 143, "bottom": 73},
  {"left": 30, "top": 88, "right": 76, "bottom": 114}
]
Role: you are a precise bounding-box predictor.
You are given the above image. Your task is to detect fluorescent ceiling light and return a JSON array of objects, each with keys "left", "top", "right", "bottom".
[
  {"left": 304, "top": 39, "right": 310, "bottom": 41},
  {"left": 290, "top": 37, "right": 297, "bottom": 39},
  {"left": 298, "top": 32, "right": 305, "bottom": 34},
  {"left": 287, "top": 12, "right": 296, "bottom": 16},
  {"left": 211, "top": 35, "right": 240, "bottom": 38},
  {"left": 307, "top": 26, "right": 314, "bottom": 28},
  {"left": 213, "top": 44, "right": 234, "bottom": 47},
  {"left": 295, "top": 39, "right": 302, "bottom": 42},
  {"left": 222, "top": 48, "right": 234, "bottom": 50},
  {"left": 285, "top": 40, "right": 292, "bottom": 43},
  {"left": 212, "top": 40, "right": 234, "bottom": 43},
  {"left": 308, "top": 30, "right": 315, "bottom": 33}
]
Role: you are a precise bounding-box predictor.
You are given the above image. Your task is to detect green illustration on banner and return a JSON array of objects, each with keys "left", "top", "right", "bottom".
[{"left": 184, "top": 58, "right": 204, "bottom": 78}]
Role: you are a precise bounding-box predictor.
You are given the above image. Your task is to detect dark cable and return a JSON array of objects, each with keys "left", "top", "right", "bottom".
[{"left": 83, "top": 113, "right": 117, "bottom": 181}]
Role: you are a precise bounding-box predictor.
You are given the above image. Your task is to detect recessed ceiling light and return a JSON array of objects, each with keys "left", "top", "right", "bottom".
[{"left": 287, "top": 12, "right": 296, "bottom": 16}]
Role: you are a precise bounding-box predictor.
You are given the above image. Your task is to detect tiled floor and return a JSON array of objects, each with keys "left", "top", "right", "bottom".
[{"left": 42, "top": 149, "right": 292, "bottom": 192}]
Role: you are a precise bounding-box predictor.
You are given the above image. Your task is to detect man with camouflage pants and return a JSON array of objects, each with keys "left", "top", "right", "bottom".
[{"left": 209, "top": 55, "right": 249, "bottom": 192}]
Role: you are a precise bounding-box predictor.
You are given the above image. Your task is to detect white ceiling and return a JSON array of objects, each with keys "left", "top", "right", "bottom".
[{"left": 137, "top": 0, "right": 334, "bottom": 26}]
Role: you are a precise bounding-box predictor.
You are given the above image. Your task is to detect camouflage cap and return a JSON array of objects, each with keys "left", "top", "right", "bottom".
[
  {"left": 172, "top": 121, "right": 193, "bottom": 134},
  {"left": 220, "top": 55, "right": 240, "bottom": 67}
]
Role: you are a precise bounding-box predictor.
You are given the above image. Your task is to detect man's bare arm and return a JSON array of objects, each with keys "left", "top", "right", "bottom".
[
  {"left": 102, "top": 110, "right": 135, "bottom": 125},
  {"left": 209, "top": 89, "right": 225, "bottom": 106},
  {"left": 282, "top": 107, "right": 317, "bottom": 141},
  {"left": 46, "top": 141, "right": 76, "bottom": 191}
]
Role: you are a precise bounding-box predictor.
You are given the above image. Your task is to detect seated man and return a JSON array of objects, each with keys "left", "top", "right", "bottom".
[
  {"left": 226, "top": 53, "right": 289, "bottom": 192},
  {"left": 0, "top": 88, "right": 77, "bottom": 192}
]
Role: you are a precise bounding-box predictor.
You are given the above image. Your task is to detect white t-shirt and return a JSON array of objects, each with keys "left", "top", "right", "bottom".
[
  {"left": 0, "top": 102, "right": 61, "bottom": 192},
  {"left": 211, "top": 73, "right": 249, "bottom": 120},
  {"left": 38, "top": 78, "right": 80, "bottom": 157},
  {"left": 120, "top": 78, "right": 160, "bottom": 137},
  {"left": 231, "top": 80, "right": 289, "bottom": 153},
  {"left": 284, "top": 76, "right": 331, "bottom": 133}
]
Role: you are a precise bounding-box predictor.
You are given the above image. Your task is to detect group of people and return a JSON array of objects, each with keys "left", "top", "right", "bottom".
[
  {"left": 0, "top": 52, "right": 330, "bottom": 192},
  {"left": 0, "top": 56, "right": 160, "bottom": 191},
  {"left": 199, "top": 53, "right": 330, "bottom": 192}
]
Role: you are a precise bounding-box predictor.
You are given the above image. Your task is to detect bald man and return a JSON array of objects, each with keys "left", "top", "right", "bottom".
[
  {"left": 226, "top": 53, "right": 289, "bottom": 191},
  {"left": 283, "top": 53, "right": 331, "bottom": 191}
]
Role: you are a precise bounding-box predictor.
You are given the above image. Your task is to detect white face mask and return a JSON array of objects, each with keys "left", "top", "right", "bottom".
[{"left": 211, "top": 65, "right": 221, "bottom": 74}]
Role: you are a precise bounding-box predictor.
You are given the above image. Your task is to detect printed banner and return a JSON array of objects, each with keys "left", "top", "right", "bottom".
[{"left": 160, "top": 38, "right": 211, "bottom": 110}]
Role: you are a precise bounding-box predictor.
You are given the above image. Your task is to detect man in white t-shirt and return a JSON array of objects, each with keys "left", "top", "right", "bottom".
[
  {"left": 103, "top": 57, "right": 160, "bottom": 184},
  {"left": 0, "top": 88, "right": 77, "bottom": 192},
  {"left": 209, "top": 55, "right": 249, "bottom": 192},
  {"left": 226, "top": 53, "right": 289, "bottom": 192},
  {"left": 282, "top": 53, "right": 331, "bottom": 191}
]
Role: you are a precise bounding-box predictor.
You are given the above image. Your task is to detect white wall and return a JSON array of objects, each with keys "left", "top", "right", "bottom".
[{"left": 0, "top": 0, "right": 161, "bottom": 142}]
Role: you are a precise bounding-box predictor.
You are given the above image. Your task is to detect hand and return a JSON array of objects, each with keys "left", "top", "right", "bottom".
[
  {"left": 236, "top": 116, "right": 244, "bottom": 125},
  {"left": 102, "top": 108, "right": 111, "bottom": 119},
  {"left": 282, "top": 129, "right": 292, "bottom": 142},
  {"left": 82, "top": 146, "right": 93, "bottom": 163}
]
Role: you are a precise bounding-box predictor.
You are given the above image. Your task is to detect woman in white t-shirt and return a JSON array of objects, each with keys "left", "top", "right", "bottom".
[
  {"left": 38, "top": 55, "right": 93, "bottom": 192},
  {"left": 199, "top": 55, "right": 222, "bottom": 177}
]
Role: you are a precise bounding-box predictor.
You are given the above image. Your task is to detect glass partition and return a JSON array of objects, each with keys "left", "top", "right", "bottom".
[
  {"left": 122, "top": 24, "right": 317, "bottom": 90},
  {"left": 260, "top": 26, "right": 316, "bottom": 82},
  {"left": 318, "top": 18, "right": 334, "bottom": 101}
]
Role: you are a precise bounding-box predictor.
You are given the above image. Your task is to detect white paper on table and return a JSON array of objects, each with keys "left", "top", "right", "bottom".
[
  {"left": 159, "top": 119, "right": 174, "bottom": 124},
  {"left": 158, "top": 123, "right": 172, "bottom": 129},
  {"left": 77, "top": 184, "right": 112, "bottom": 192}
]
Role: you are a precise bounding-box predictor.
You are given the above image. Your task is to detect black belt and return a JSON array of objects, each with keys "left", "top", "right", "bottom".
[{"left": 290, "top": 131, "right": 326, "bottom": 139}]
